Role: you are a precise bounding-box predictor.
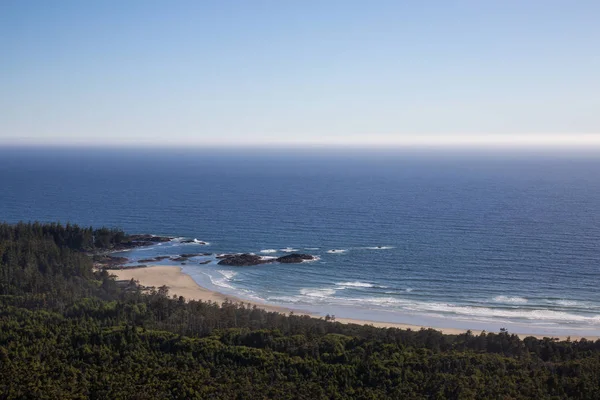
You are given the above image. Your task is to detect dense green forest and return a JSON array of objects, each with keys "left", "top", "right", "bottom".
[{"left": 1, "top": 222, "right": 599, "bottom": 399}]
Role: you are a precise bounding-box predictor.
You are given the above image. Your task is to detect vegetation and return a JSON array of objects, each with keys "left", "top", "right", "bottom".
[{"left": 1, "top": 222, "right": 599, "bottom": 399}]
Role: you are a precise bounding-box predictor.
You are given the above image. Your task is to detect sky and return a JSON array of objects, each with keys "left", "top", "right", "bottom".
[{"left": 1, "top": 0, "right": 599, "bottom": 148}]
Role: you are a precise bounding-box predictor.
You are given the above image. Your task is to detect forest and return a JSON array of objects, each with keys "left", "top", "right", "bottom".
[{"left": 1, "top": 222, "right": 599, "bottom": 399}]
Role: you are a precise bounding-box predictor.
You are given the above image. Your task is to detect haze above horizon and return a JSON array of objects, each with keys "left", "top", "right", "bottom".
[{"left": 2, "top": 1, "right": 599, "bottom": 148}]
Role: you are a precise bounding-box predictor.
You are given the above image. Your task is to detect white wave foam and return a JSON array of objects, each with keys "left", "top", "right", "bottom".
[
  {"left": 299, "top": 288, "right": 337, "bottom": 298},
  {"left": 407, "top": 302, "right": 600, "bottom": 323},
  {"left": 259, "top": 290, "right": 600, "bottom": 325},
  {"left": 305, "top": 247, "right": 320, "bottom": 250},
  {"left": 365, "top": 246, "right": 395, "bottom": 250},
  {"left": 237, "top": 289, "right": 265, "bottom": 302},
  {"left": 193, "top": 238, "right": 210, "bottom": 245},
  {"left": 493, "top": 296, "right": 528, "bottom": 304},
  {"left": 281, "top": 247, "right": 298, "bottom": 252},
  {"left": 302, "top": 256, "right": 321, "bottom": 262},
  {"left": 260, "top": 256, "right": 277, "bottom": 261},
  {"left": 266, "top": 295, "right": 303, "bottom": 304},
  {"left": 216, "top": 253, "right": 241, "bottom": 258},
  {"left": 550, "top": 299, "right": 583, "bottom": 307},
  {"left": 208, "top": 276, "right": 234, "bottom": 290},
  {"left": 207, "top": 270, "right": 238, "bottom": 290},
  {"left": 131, "top": 246, "right": 155, "bottom": 252},
  {"left": 217, "top": 270, "right": 237, "bottom": 280},
  {"left": 327, "top": 296, "right": 600, "bottom": 324},
  {"left": 336, "top": 281, "right": 374, "bottom": 288},
  {"left": 340, "top": 296, "right": 408, "bottom": 306},
  {"left": 260, "top": 249, "right": 278, "bottom": 254},
  {"left": 382, "top": 288, "right": 412, "bottom": 294},
  {"left": 327, "top": 249, "right": 347, "bottom": 254}
]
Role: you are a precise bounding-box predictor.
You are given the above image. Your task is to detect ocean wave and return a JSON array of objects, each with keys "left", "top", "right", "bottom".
[
  {"left": 217, "top": 253, "right": 241, "bottom": 258},
  {"left": 130, "top": 246, "right": 156, "bottom": 251},
  {"left": 406, "top": 302, "right": 600, "bottom": 324},
  {"left": 302, "top": 255, "right": 321, "bottom": 262},
  {"left": 260, "top": 249, "right": 278, "bottom": 254},
  {"left": 208, "top": 275, "right": 235, "bottom": 290},
  {"left": 206, "top": 270, "right": 238, "bottom": 290},
  {"left": 281, "top": 247, "right": 298, "bottom": 252},
  {"left": 336, "top": 281, "right": 374, "bottom": 288},
  {"left": 217, "top": 270, "right": 237, "bottom": 280},
  {"left": 260, "top": 256, "right": 277, "bottom": 261},
  {"left": 193, "top": 238, "right": 210, "bottom": 245},
  {"left": 546, "top": 299, "right": 588, "bottom": 307},
  {"left": 366, "top": 298, "right": 600, "bottom": 323},
  {"left": 237, "top": 289, "right": 265, "bottom": 302},
  {"left": 299, "top": 288, "right": 337, "bottom": 298},
  {"left": 493, "top": 296, "right": 528, "bottom": 304},
  {"left": 263, "top": 292, "right": 600, "bottom": 325},
  {"left": 324, "top": 296, "right": 410, "bottom": 307},
  {"left": 327, "top": 249, "right": 347, "bottom": 254},
  {"left": 267, "top": 295, "right": 302, "bottom": 303},
  {"left": 383, "top": 288, "right": 413, "bottom": 294},
  {"left": 554, "top": 300, "right": 580, "bottom": 307},
  {"left": 304, "top": 247, "right": 320, "bottom": 250},
  {"left": 365, "top": 246, "right": 395, "bottom": 250}
]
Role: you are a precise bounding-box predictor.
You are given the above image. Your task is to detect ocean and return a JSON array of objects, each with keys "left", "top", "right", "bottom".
[{"left": 1, "top": 147, "right": 599, "bottom": 336}]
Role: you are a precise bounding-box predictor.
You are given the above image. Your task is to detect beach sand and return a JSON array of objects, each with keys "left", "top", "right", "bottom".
[
  {"left": 111, "top": 265, "right": 597, "bottom": 340},
  {"left": 112, "top": 265, "right": 290, "bottom": 314}
]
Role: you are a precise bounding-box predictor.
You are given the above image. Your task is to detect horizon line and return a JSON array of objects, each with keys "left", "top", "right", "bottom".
[{"left": 2, "top": 134, "right": 600, "bottom": 150}]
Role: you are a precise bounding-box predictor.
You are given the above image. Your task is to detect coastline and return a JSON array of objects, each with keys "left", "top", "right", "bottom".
[{"left": 111, "top": 265, "right": 598, "bottom": 340}]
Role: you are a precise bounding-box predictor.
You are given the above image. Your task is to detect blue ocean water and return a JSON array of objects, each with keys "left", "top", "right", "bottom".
[{"left": 1, "top": 147, "right": 599, "bottom": 336}]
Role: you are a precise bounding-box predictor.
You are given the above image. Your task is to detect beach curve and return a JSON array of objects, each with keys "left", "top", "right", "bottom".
[{"left": 110, "top": 265, "right": 598, "bottom": 340}]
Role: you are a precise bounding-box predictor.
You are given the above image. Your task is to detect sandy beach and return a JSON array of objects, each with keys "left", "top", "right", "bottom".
[
  {"left": 111, "top": 265, "right": 598, "bottom": 340},
  {"left": 112, "top": 265, "right": 291, "bottom": 314}
]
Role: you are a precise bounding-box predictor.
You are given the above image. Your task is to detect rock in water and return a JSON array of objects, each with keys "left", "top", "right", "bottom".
[
  {"left": 138, "top": 255, "right": 172, "bottom": 263},
  {"left": 276, "top": 254, "right": 315, "bottom": 263},
  {"left": 217, "top": 254, "right": 272, "bottom": 266}
]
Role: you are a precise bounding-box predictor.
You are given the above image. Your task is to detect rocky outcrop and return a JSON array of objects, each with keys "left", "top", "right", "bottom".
[
  {"left": 104, "top": 264, "right": 147, "bottom": 270},
  {"left": 216, "top": 253, "right": 235, "bottom": 259},
  {"left": 217, "top": 253, "right": 316, "bottom": 266},
  {"left": 129, "top": 234, "right": 172, "bottom": 243},
  {"left": 276, "top": 254, "right": 316, "bottom": 263},
  {"left": 93, "top": 255, "right": 129, "bottom": 268},
  {"left": 137, "top": 256, "right": 171, "bottom": 263},
  {"left": 181, "top": 239, "right": 208, "bottom": 245},
  {"left": 217, "top": 254, "right": 274, "bottom": 266},
  {"left": 170, "top": 253, "right": 212, "bottom": 262},
  {"left": 99, "top": 235, "right": 173, "bottom": 252}
]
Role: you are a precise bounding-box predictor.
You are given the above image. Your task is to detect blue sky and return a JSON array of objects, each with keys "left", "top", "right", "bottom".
[{"left": 1, "top": 0, "right": 599, "bottom": 147}]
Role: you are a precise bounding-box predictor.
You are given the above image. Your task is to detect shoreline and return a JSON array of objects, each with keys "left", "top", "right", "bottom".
[{"left": 111, "top": 265, "right": 598, "bottom": 340}]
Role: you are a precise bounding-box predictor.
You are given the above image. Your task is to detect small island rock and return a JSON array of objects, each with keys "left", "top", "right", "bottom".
[
  {"left": 276, "top": 254, "right": 316, "bottom": 263},
  {"left": 217, "top": 254, "right": 273, "bottom": 266}
]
